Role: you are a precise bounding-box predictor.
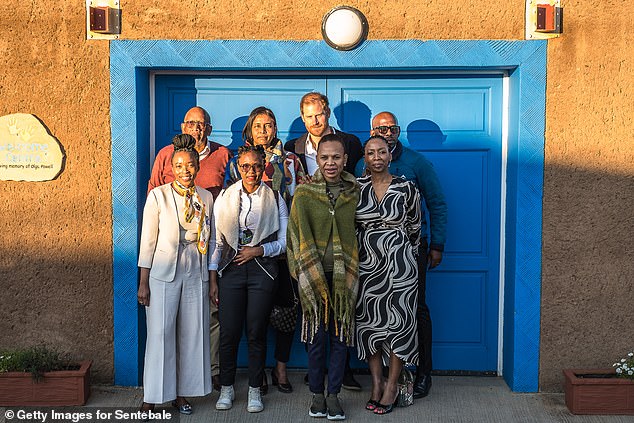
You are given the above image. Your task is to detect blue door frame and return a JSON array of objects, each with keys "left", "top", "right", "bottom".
[{"left": 110, "top": 40, "right": 546, "bottom": 392}]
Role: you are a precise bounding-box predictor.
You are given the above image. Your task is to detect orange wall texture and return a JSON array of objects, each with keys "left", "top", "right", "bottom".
[{"left": 0, "top": 0, "right": 632, "bottom": 391}]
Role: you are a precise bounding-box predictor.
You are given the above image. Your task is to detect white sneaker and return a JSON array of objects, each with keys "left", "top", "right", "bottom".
[
  {"left": 215, "top": 385, "right": 234, "bottom": 410},
  {"left": 247, "top": 386, "right": 264, "bottom": 413}
]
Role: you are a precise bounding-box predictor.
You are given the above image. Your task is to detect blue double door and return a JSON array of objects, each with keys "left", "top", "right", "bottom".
[{"left": 153, "top": 73, "right": 503, "bottom": 372}]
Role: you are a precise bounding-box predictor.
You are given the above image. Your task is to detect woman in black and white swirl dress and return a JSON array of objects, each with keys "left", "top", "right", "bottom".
[{"left": 355, "top": 135, "right": 422, "bottom": 415}]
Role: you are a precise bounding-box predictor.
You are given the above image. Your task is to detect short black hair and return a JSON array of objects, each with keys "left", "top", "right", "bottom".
[
  {"left": 363, "top": 134, "right": 389, "bottom": 149},
  {"left": 237, "top": 144, "right": 266, "bottom": 162},
  {"left": 317, "top": 133, "right": 346, "bottom": 152}
]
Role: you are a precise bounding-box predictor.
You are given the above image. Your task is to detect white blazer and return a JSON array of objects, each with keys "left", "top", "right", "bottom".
[{"left": 138, "top": 183, "right": 214, "bottom": 282}]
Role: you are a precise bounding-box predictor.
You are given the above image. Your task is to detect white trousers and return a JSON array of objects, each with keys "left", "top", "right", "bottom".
[{"left": 143, "top": 243, "right": 211, "bottom": 403}]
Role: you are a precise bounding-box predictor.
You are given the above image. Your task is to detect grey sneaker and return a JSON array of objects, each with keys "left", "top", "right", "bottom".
[
  {"left": 215, "top": 385, "right": 234, "bottom": 410},
  {"left": 309, "top": 393, "right": 327, "bottom": 418},
  {"left": 247, "top": 386, "right": 264, "bottom": 413},
  {"left": 326, "top": 393, "right": 345, "bottom": 420}
]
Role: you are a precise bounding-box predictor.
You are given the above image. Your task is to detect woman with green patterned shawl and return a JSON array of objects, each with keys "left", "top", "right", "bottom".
[{"left": 287, "top": 133, "right": 359, "bottom": 420}]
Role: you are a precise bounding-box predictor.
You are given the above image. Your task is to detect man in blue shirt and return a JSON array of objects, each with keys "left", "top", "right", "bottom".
[{"left": 356, "top": 111, "right": 447, "bottom": 399}]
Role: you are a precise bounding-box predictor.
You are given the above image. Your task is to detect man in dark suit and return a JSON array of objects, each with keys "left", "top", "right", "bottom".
[
  {"left": 285, "top": 92, "right": 363, "bottom": 178},
  {"left": 285, "top": 92, "right": 363, "bottom": 391}
]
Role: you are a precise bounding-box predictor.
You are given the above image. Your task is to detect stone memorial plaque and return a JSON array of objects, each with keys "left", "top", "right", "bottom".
[{"left": 0, "top": 113, "right": 65, "bottom": 181}]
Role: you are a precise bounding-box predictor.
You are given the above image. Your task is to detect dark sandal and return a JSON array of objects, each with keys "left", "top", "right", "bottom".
[
  {"left": 171, "top": 399, "right": 193, "bottom": 415},
  {"left": 271, "top": 367, "right": 293, "bottom": 393},
  {"left": 365, "top": 399, "right": 380, "bottom": 411},
  {"left": 373, "top": 401, "right": 396, "bottom": 415},
  {"left": 139, "top": 402, "right": 154, "bottom": 422}
]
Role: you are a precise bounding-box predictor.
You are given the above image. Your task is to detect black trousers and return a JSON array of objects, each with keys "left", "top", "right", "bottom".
[
  {"left": 416, "top": 241, "right": 433, "bottom": 376},
  {"left": 218, "top": 259, "right": 278, "bottom": 388},
  {"left": 271, "top": 260, "right": 298, "bottom": 363}
]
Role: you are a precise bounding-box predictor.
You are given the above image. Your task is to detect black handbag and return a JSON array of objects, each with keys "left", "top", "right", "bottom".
[
  {"left": 269, "top": 277, "right": 299, "bottom": 333},
  {"left": 269, "top": 300, "right": 298, "bottom": 333}
]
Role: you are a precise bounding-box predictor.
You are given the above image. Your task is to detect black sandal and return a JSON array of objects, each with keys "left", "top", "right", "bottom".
[
  {"left": 365, "top": 399, "right": 380, "bottom": 411},
  {"left": 171, "top": 399, "right": 193, "bottom": 415},
  {"left": 373, "top": 401, "right": 396, "bottom": 415},
  {"left": 139, "top": 402, "right": 154, "bottom": 422},
  {"left": 271, "top": 367, "right": 293, "bottom": 393}
]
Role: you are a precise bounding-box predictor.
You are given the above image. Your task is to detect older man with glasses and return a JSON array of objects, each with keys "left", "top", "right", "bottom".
[
  {"left": 356, "top": 111, "right": 447, "bottom": 400},
  {"left": 147, "top": 105, "right": 232, "bottom": 393},
  {"left": 148, "top": 106, "right": 232, "bottom": 200}
]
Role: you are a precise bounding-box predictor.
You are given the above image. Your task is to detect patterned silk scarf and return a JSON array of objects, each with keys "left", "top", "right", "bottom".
[
  {"left": 171, "top": 180, "right": 210, "bottom": 254},
  {"left": 264, "top": 139, "right": 291, "bottom": 190},
  {"left": 263, "top": 139, "right": 295, "bottom": 204}
]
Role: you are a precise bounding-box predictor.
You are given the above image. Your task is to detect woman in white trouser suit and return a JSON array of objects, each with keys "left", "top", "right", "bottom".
[{"left": 137, "top": 134, "right": 215, "bottom": 416}]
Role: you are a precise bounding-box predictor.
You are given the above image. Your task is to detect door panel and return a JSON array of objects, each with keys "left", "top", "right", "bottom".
[
  {"left": 328, "top": 76, "right": 502, "bottom": 371},
  {"left": 153, "top": 73, "right": 503, "bottom": 372}
]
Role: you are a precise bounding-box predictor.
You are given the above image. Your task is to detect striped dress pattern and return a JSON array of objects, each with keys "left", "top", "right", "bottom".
[{"left": 355, "top": 175, "right": 422, "bottom": 365}]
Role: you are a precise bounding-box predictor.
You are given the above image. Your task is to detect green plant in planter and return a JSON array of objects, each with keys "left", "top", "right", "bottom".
[
  {"left": 0, "top": 345, "right": 78, "bottom": 381},
  {"left": 613, "top": 351, "right": 634, "bottom": 379}
]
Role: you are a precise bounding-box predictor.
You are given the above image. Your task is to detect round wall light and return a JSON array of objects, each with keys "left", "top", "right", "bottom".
[{"left": 321, "top": 6, "right": 369, "bottom": 51}]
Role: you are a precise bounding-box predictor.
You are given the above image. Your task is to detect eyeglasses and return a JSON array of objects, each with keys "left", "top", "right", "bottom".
[
  {"left": 183, "top": 121, "right": 211, "bottom": 129},
  {"left": 238, "top": 163, "right": 265, "bottom": 173},
  {"left": 372, "top": 125, "right": 400, "bottom": 135}
]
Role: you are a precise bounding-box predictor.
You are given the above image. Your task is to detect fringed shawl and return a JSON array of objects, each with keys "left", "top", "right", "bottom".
[{"left": 286, "top": 170, "right": 359, "bottom": 345}]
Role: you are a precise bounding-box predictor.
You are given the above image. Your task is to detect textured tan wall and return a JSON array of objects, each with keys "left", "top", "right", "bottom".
[
  {"left": 0, "top": 0, "right": 632, "bottom": 390},
  {"left": 540, "top": 0, "right": 634, "bottom": 391},
  {"left": 0, "top": 2, "right": 112, "bottom": 382}
]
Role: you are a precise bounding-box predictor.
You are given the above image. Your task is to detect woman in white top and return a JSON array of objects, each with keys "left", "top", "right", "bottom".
[
  {"left": 210, "top": 144, "right": 288, "bottom": 414},
  {"left": 137, "top": 134, "right": 214, "bottom": 416}
]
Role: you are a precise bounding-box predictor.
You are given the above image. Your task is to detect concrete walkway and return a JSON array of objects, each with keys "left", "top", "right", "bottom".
[{"left": 76, "top": 372, "right": 633, "bottom": 423}]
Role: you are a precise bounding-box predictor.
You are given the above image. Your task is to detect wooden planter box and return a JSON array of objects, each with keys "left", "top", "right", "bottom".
[
  {"left": 0, "top": 360, "right": 91, "bottom": 406},
  {"left": 563, "top": 368, "right": 634, "bottom": 415}
]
